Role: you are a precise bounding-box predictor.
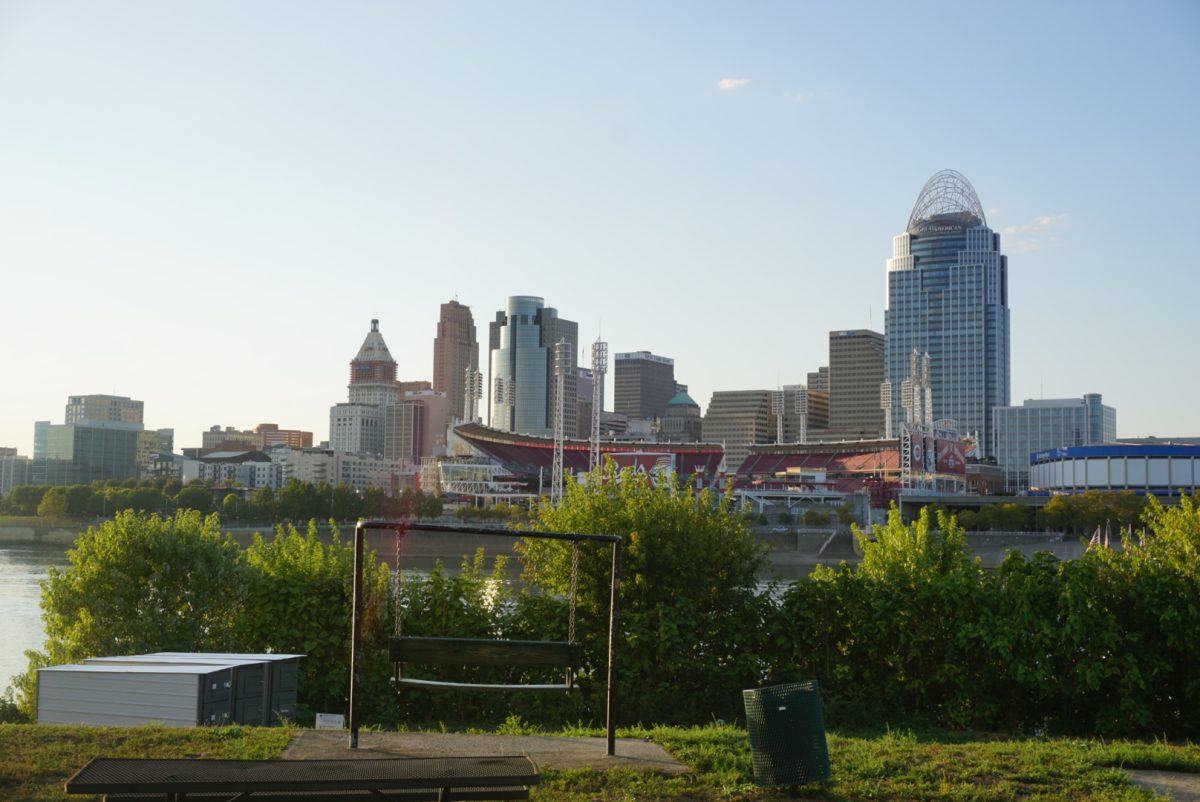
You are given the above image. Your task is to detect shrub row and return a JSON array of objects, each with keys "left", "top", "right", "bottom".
[{"left": 13, "top": 479, "right": 1199, "bottom": 739}]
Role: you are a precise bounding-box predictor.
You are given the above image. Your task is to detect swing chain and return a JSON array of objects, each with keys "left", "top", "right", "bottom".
[
  {"left": 568, "top": 540, "right": 579, "bottom": 643},
  {"left": 393, "top": 524, "right": 409, "bottom": 639}
]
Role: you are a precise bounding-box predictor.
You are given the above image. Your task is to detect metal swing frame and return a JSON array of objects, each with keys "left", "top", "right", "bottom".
[{"left": 349, "top": 521, "right": 623, "bottom": 755}]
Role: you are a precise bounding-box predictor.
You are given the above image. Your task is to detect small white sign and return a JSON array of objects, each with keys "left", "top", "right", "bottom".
[{"left": 315, "top": 713, "right": 345, "bottom": 730}]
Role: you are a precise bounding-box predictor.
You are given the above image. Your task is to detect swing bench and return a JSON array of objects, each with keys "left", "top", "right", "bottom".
[
  {"left": 390, "top": 636, "right": 582, "bottom": 691},
  {"left": 350, "top": 520, "right": 623, "bottom": 755},
  {"left": 389, "top": 526, "right": 583, "bottom": 692}
]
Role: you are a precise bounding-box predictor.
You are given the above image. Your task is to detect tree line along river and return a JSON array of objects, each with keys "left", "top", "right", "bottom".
[{"left": 0, "top": 522, "right": 1079, "bottom": 691}]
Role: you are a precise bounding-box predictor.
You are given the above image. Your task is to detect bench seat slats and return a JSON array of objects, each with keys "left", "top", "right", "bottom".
[
  {"left": 66, "top": 757, "right": 538, "bottom": 802},
  {"left": 103, "top": 788, "right": 531, "bottom": 801}
]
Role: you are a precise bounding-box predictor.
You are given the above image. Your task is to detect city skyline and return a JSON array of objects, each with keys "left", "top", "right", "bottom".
[{"left": 2, "top": 2, "right": 1198, "bottom": 453}]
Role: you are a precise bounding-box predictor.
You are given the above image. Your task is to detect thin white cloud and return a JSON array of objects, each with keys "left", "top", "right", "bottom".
[
  {"left": 1001, "top": 214, "right": 1067, "bottom": 253},
  {"left": 716, "top": 78, "right": 750, "bottom": 92},
  {"left": 782, "top": 89, "right": 821, "bottom": 103}
]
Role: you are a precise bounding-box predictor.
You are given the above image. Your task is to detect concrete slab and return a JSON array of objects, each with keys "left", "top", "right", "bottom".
[
  {"left": 281, "top": 729, "right": 690, "bottom": 775},
  {"left": 1127, "top": 769, "right": 1200, "bottom": 801}
]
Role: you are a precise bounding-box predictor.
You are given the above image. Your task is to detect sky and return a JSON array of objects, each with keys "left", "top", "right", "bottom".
[{"left": 1, "top": 1, "right": 1198, "bottom": 454}]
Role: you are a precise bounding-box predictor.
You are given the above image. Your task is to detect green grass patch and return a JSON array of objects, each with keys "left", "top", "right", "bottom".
[{"left": 1, "top": 722, "right": 1196, "bottom": 801}]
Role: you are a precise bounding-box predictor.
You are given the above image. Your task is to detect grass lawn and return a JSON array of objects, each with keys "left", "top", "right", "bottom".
[{"left": 2, "top": 722, "right": 1196, "bottom": 801}]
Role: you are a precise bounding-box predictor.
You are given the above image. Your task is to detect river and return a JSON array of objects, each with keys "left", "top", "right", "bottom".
[{"left": 0, "top": 543, "right": 70, "bottom": 689}]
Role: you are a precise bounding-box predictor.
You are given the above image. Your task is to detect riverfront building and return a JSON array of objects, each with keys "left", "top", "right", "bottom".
[
  {"left": 488, "top": 296, "right": 578, "bottom": 438},
  {"left": 0, "top": 448, "right": 29, "bottom": 496},
  {"left": 993, "top": 394, "right": 1116, "bottom": 492},
  {"left": 883, "top": 170, "right": 1010, "bottom": 456}
]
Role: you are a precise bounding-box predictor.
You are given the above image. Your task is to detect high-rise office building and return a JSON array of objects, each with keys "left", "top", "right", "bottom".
[
  {"left": 348, "top": 319, "right": 399, "bottom": 408},
  {"left": 432, "top": 300, "right": 479, "bottom": 421},
  {"left": 65, "top": 395, "right": 143, "bottom": 425},
  {"left": 702, "top": 390, "right": 774, "bottom": 471},
  {"left": 829, "top": 329, "right": 886, "bottom": 437},
  {"left": 330, "top": 319, "right": 397, "bottom": 455},
  {"left": 488, "top": 296, "right": 577, "bottom": 437},
  {"left": 31, "top": 395, "right": 158, "bottom": 485},
  {"left": 883, "top": 170, "right": 1010, "bottom": 455},
  {"left": 993, "top": 394, "right": 1116, "bottom": 492},
  {"left": 32, "top": 420, "right": 142, "bottom": 485},
  {"left": 614, "top": 352, "right": 676, "bottom": 422}
]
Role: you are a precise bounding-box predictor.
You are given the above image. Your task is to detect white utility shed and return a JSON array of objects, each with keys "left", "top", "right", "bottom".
[{"left": 37, "top": 664, "right": 224, "bottom": 727}]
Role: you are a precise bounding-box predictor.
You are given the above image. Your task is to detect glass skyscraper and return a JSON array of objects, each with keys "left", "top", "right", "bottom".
[
  {"left": 884, "top": 170, "right": 1010, "bottom": 456},
  {"left": 488, "top": 296, "right": 578, "bottom": 437}
]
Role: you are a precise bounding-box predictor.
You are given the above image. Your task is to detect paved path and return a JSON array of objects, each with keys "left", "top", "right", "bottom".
[
  {"left": 1127, "top": 769, "right": 1200, "bottom": 801},
  {"left": 282, "top": 730, "right": 690, "bottom": 775}
]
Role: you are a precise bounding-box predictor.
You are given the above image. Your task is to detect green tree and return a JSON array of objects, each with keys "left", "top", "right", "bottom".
[
  {"left": 129, "top": 487, "right": 167, "bottom": 514},
  {"left": 64, "top": 485, "right": 94, "bottom": 517},
  {"left": 417, "top": 493, "right": 443, "bottom": 521},
  {"left": 36, "top": 488, "right": 70, "bottom": 519},
  {"left": 521, "top": 466, "right": 771, "bottom": 724},
  {"left": 221, "top": 493, "right": 245, "bottom": 524},
  {"left": 5, "top": 485, "right": 46, "bottom": 516},
  {"left": 249, "top": 486, "right": 277, "bottom": 523},
  {"left": 778, "top": 511, "right": 794, "bottom": 525},
  {"left": 15, "top": 511, "right": 247, "bottom": 717},
  {"left": 237, "top": 521, "right": 393, "bottom": 723},
  {"left": 330, "top": 483, "right": 361, "bottom": 522},
  {"left": 803, "top": 508, "right": 831, "bottom": 527},
  {"left": 175, "top": 485, "right": 214, "bottom": 514}
]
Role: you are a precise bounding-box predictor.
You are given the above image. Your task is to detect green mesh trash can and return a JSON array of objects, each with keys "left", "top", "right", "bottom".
[{"left": 742, "top": 681, "right": 831, "bottom": 786}]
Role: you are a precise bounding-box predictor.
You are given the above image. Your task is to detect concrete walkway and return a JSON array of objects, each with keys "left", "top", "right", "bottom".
[
  {"left": 282, "top": 730, "right": 690, "bottom": 775},
  {"left": 1127, "top": 769, "right": 1200, "bottom": 801}
]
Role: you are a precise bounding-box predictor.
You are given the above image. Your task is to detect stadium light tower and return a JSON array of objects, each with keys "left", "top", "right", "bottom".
[
  {"left": 590, "top": 339, "right": 608, "bottom": 471},
  {"left": 551, "top": 339, "right": 571, "bottom": 505}
]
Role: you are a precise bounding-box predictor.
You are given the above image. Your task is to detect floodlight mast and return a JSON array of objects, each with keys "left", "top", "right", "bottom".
[
  {"left": 590, "top": 339, "right": 608, "bottom": 471},
  {"left": 551, "top": 339, "right": 571, "bottom": 505},
  {"left": 463, "top": 367, "right": 483, "bottom": 422}
]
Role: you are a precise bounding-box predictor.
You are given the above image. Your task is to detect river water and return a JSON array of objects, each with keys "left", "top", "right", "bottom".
[{"left": 0, "top": 543, "right": 70, "bottom": 689}]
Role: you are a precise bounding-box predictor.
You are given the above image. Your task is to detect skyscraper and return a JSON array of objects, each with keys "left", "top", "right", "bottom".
[
  {"left": 330, "top": 319, "right": 397, "bottom": 455},
  {"left": 613, "top": 351, "right": 676, "bottom": 421},
  {"left": 488, "top": 296, "right": 578, "bottom": 437},
  {"left": 828, "top": 329, "right": 885, "bottom": 437},
  {"left": 883, "top": 170, "right": 1010, "bottom": 455},
  {"left": 702, "top": 390, "right": 774, "bottom": 471},
  {"left": 432, "top": 300, "right": 479, "bottom": 422}
]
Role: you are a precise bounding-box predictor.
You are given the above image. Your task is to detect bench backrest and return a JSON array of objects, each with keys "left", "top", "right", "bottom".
[{"left": 390, "top": 636, "right": 579, "bottom": 670}]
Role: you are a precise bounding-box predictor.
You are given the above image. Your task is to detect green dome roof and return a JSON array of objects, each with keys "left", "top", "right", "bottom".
[{"left": 666, "top": 391, "right": 699, "bottom": 408}]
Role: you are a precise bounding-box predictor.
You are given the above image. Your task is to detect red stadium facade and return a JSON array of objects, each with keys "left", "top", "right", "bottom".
[{"left": 452, "top": 422, "right": 725, "bottom": 486}]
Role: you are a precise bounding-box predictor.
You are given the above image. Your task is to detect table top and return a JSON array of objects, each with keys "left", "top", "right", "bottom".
[{"left": 66, "top": 756, "right": 539, "bottom": 794}]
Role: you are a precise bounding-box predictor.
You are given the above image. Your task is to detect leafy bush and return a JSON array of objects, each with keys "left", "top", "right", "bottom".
[
  {"left": 15, "top": 510, "right": 247, "bottom": 718},
  {"left": 237, "top": 521, "right": 393, "bottom": 724},
  {"left": 520, "top": 465, "right": 772, "bottom": 725}
]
